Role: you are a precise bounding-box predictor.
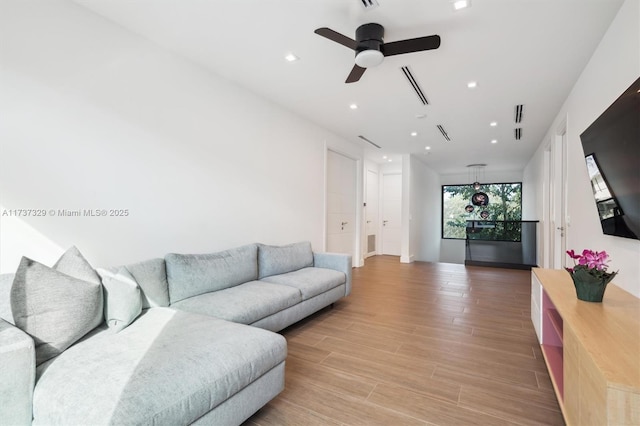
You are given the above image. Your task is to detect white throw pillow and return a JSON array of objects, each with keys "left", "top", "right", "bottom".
[{"left": 97, "top": 267, "right": 142, "bottom": 332}]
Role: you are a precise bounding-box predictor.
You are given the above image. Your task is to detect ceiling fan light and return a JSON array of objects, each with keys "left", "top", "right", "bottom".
[{"left": 355, "top": 50, "right": 384, "bottom": 68}]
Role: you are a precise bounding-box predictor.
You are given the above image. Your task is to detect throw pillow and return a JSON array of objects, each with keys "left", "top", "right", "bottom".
[
  {"left": 125, "top": 258, "right": 170, "bottom": 308},
  {"left": 10, "top": 256, "right": 103, "bottom": 365},
  {"left": 0, "top": 273, "right": 15, "bottom": 324},
  {"left": 257, "top": 241, "right": 314, "bottom": 279},
  {"left": 53, "top": 246, "right": 102, "bottom": 285},
  {"left": 96, "top": 267, "right": 142, "bottom": 332}
]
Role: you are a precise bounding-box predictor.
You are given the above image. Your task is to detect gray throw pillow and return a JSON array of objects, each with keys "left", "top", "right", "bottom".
[
  {"left": 10, "top": 257, "right": 103, "bottom": 365},
  {"left": 258, "top": 241, "right": 314, "bottom": 279},
  {"left": 0, "top": 273, "right": 15, "bottom": 324},
  {"left": 53, "top": 246, "right": 102, "bottom": 286},
  {"left": 96, "top": 267, "right": 142, "bottom": 332}
]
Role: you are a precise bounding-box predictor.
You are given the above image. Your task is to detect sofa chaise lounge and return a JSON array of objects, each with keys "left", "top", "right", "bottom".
[{"left": 0, "top": 241, "right": 352, "bottom": 425}]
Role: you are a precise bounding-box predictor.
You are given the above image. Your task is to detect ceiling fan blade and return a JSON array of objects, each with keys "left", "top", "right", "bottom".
[
  {"left": 314, "top": 27, "right": 358, "bottom": 50},
  {"left": 383, "top": 35, "right": 441, "bottom": 57},
  {"left": 346, "top": 65, "right": 366, "bottom": 83}
]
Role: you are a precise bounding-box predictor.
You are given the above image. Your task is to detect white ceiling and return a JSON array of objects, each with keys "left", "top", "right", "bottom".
[{"left": 73, "top": 0, "right": 623, "bottom": 174}]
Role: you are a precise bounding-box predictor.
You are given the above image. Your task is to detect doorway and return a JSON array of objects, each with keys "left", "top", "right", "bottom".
[{"left": 546, "top": 120, "right": 568, "bottom": 269}]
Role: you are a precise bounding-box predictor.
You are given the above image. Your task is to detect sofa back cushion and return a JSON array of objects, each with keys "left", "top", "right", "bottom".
[
  {"left": 10, "top": 248, "right": 103, "bottom": 365},
  {"left": 258, "top": 241, "right": 314, "bottom": 279},
  {"left": 165, "top": 244, "right": 258, "bottom": 304},
  {"left": 125, "top": 258, "right": 170, "bottom": 308}
]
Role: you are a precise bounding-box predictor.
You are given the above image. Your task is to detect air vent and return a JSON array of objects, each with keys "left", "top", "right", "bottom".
[
  {"left": 515, "top": 128, "right": 522, "bottom": 140},
  {"left": 401, "top": 66, "right": 429, "bottom": 105},
  {"left": 360, "top": 0, "right": 379, "bottom": 9},
  {"left": 514, "top": 104, "right": 524, "bottom": 123},
  {"left": 437, "top": 125, "right": 451, "bottom": 142},
  {"left": 358, "top": 135, "right": 382, "bottom": 148}
]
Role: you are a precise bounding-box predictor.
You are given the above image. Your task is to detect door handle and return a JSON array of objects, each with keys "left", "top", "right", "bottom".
[
  {"left": 341, "top": 221, "right": 348, "bottom": 226},
  {"left": 383, "top": 220, "right": 388, "bottom": 226}
]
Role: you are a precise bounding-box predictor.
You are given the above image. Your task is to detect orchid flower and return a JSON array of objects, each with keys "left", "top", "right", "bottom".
[{"left": 566, "top": 249, "right": 611, "bottom": 273}]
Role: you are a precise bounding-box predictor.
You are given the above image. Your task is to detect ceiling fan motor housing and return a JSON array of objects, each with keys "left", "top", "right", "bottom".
[{"left": 355, "top": 23, "right": 384, "bottom": 53}]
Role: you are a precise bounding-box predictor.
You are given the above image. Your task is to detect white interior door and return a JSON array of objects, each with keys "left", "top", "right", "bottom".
[
  {"left": 381, "top": 173, "right": 402, "bottom": 256},
  {"left": 549, "top": 126, "right": 567, "bottom": 269},
  {"left": 326, "top": 150, "right": 357, "bottom": 256},
  {"left": 365, "top": 169, "right": 379, "bottom": 257}
]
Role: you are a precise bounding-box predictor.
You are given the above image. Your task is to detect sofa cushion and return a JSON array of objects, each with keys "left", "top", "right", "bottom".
[
  {"left": 96, "top": 267, "right": 142, "bottom": 332},
  {"left": 166, "top": 244, "right": 258, "bottom": 304},
  {"left": 258, "top": 241, "right": 314, "bottom": 279},
  {"left": 10, "top": 257, "right": 103, "bottom": 365},
  {"left": 171, "top": 281, "right": 302, "bottom": 325},
  {"left": 125, "top": 258, "right": 170, "bottom": 308},
  {"left": 32, "top": 308, "right": 287, "bottom": 426},
  {"left": 260, "top": 267, "right": 346, "bottom": 300}
]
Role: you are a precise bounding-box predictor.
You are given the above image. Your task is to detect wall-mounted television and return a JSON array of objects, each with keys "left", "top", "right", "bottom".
[{"left": 580, "top": 76, "right": 639, "bottom": 240}]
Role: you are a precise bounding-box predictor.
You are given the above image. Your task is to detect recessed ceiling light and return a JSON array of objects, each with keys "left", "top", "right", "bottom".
[
  {"left": 490, "top": 121, "right": 498, "bottom": 127},
  {"left": 425, "top": 146, "right": 431, "bottom": 150},
  {"left": 284, "top": 53, "right": 299, "bottom": 62},
  {"left": 388, "top": 159, "right": 393, "bottom": 162},
  {"left": 416, "top": 114, "right": 427, "bottom": 119},
  {"left": 383, "top": 155, "right": 388, "bottom": 159},
  {"left": 453, "top": 0, "right": 470, "bottom": 10},
  {"left": 349, "top": 103, "right": 358, "bottom": 110},
  {"left": 467, "top": 81, "right": 477, "bottom": 89},
  {"left": 411, "top": 132, "right": 418, "bottom": 137},
  {"left": 491, "top": 139, "right": 498, "bottom": 144}
]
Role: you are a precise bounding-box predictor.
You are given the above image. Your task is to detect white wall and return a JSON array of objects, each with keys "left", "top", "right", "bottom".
[
  {"left": 523, "top": 0, "right": 639, "bottom": 297},
  {"left": 0, "top": 0, "right": 361, "bottom": 271},
  {"left": 439, "top": 170, "right": 524, "bottom": 264},
  {"left": 409, "top": 156, "right": 441, "bottom": 262}
]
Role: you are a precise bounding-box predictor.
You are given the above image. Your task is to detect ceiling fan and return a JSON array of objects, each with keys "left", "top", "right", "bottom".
[{"left": 314, "top": 23, "right": 441, "bottom": 83}]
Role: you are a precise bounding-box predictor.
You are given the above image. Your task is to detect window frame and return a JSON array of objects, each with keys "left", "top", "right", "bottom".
[{"left": 441, "top": 181, "right": 523, "bottom": 240}]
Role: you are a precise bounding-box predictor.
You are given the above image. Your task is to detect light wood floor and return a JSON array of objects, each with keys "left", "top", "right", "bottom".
[{"left": 245, "top": 256, "right": 564, "bottom": 426}]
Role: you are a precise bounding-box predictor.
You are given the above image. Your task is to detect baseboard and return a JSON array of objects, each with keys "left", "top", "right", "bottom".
[
  {"left": 464, "top": 260, "right": 535, "bottom": 270},
  {"left": 400, "top": 255, "right": 415, "bottom": 264}
]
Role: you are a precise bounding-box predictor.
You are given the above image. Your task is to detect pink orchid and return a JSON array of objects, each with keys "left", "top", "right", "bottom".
[
  {"left": 577, "top": 250, "right": 609, "bottom": 270},
  {"left": 566, "top": 249, "right": 611, "bottom": 273},
  {"left": 566, "top": 249, "right": 580, "bottom": 260}
]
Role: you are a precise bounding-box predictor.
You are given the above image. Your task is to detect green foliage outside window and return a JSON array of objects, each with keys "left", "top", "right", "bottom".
[{"left": 442, "top": 183, "right": 522, "bottom": 239}]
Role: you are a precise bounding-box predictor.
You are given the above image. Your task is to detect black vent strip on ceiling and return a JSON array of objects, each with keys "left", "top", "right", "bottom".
[
  {"left": 437, "top": 125, "right": 451, "bottom": 142},
  {"left": 358, "top": 135, "right": 382, "bottom": 149},
  {"left": 401, "top": 66, "right": 429, "bottom": 105},
  {"left": 360, "top": 0, "right": 379, "bottom": 9},
  {"left": 515, "top": 128, "right": 522, "bottom": 140},
  {"left": 514, "top": 104, "right": 524, "bottom": 123}
]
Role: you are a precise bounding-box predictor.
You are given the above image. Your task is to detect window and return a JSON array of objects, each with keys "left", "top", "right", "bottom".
[{"left": 442, "top": 182, "right": 522, "bottom": 239}]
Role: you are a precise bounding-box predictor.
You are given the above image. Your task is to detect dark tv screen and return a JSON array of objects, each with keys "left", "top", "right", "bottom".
[{"left": 580, "top": 77, "right": 640, "bottom": 240}]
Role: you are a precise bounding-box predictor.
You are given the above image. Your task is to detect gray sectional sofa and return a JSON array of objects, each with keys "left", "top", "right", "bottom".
[{"left": 0, "top": 241, "right": 351, "bottom": 425}]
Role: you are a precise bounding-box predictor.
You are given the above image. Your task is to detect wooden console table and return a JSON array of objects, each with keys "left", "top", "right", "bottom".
[{"left": 531, "top": 268, "right": 640, "bottom": 425}]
